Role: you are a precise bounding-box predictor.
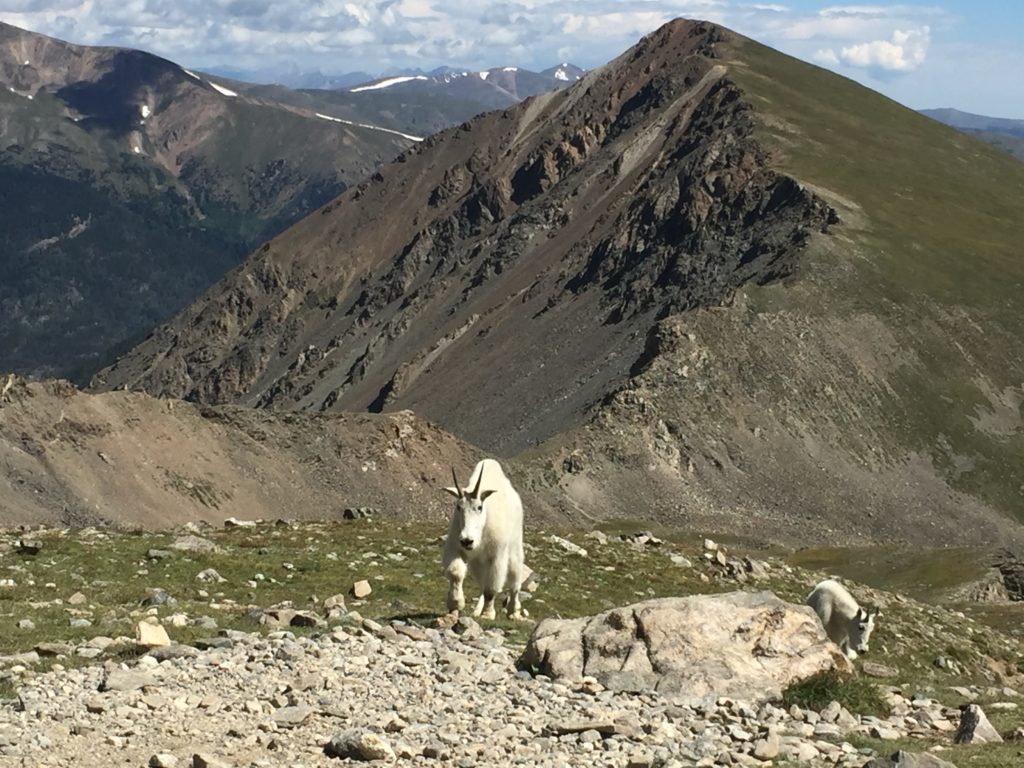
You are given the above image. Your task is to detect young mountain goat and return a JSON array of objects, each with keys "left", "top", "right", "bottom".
[
  {"left": 807, "top": 578, "right": 881, "bottom": 660},
  {"left": 442, "top": 459, "right": 526, "bottom": 620}
]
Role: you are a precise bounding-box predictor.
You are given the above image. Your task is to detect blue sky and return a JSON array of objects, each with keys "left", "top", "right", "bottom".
[{"left": 2, "top": 1, "right": 1021, "bottom": 117}]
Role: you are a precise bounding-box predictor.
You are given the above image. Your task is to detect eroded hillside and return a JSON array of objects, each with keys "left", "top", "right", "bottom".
[{"left": 0, "top": 376, "right": 478, "bottom": 528}]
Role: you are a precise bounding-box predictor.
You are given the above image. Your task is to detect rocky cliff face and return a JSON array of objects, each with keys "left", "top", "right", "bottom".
[{"left": 93, "top": 21, "right": 832, "bottom": 457}]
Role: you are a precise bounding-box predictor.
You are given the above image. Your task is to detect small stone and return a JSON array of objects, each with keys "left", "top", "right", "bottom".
[
  {"left": 453, "top": 616, "right": 482, "bottom": 639},
  {"left": 350, "top": 580, "right": 372, "bottom": 599},
  {"left": 196, "top": 568, "right": 226, "bottom": 583},
  {"left": 861, "top": 661, "right": 898, "bottom": 678},
  {"left": 224, "top": 517, "right": 257, "bottom": 528},
  {"left": 35, "top": 642, "right": 73, "bottom": 657},
  {"left": 820, "top": 700, "right": 842, "bottom": 723},
  {"left": 548, "top": 535, "right": 587, "bottom": 557},
  {"left": 67, "top": 591, "right": 87, "bottom": 606},
  {"left": 136, "top": 620, "right": 171, "bottom": 648},
  {"left": 423, "top": 742, "right": 450, "bottom": 760},
  {"left": 101, "top": 668, "right": 157, "bottom": 692},
  {"left": 871, "top": 725, "right": 901, "bottom": 740},
  {"left": 273, "top": 705, "right": 313, "bottom": 728},
  {"left": 324, "top": 730, "right": 396, "bottom": 761},
  {"left": 69, "top": 618, "right": 92, "bottom": 629},
  {"left": 16, "top": 618, "right": 35, "bottom": 630},
  {"left": 324, "top": 594, "right": 347, "bottom": 611},
  {"left": 146, "top": 549, "right": 172, "bottom": 560},
  {"left": 85, "top": 697, "right": 107, "bottom": 714},
  {"left": 172, "top": 535, "right": 221, "bottom": 554},
  {"left": 141, "top": 588, "right": 178, "bottom": 608},
  {"left": 752, "top": 734, "right": 780, "bottom": 760},
  {"left": 191, "top": 755, "right": 229, "bottom": 768},
  {"left": 149, "top": 754, "right": 178, "bottom": 767},
  {"left": 551, "top": 719, "right": 617, "bottom": 736}
]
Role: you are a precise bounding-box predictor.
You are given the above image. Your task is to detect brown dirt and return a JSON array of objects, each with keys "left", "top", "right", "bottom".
[{"left": 0, "top": 377, "right": 481, "bottom": 528}]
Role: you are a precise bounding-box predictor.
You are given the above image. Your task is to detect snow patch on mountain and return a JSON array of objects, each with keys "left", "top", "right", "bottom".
[
  {"left": 208, "top": 81, "right": 238, "bottom": 97},
  {"left": 350, "top": 75, "right": 428, "bottom": 92},
  {"left": 315, "top": 112, "right": 423, "bottom": 142}
]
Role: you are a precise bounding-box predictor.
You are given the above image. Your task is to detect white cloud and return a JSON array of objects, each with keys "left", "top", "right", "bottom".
[
  {"left": 839, "top": 25, "right": 930, "bottom": 71},
  {"left": 0, "top": 1, "right": 951, "bottom": 89},
  {"left": 812, "top": 48, "right": 840, "bottom": 65}
]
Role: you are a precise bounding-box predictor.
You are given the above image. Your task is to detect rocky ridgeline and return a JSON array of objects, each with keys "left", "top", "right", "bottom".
[{"left": 0, "top": 605, "right": 1020, "bottom": 767}]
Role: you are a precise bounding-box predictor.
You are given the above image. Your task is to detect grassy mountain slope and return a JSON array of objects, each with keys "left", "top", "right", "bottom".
[
  {"left": 540, "top": 33, "right": 1024, "bottom": 542},
  {"left": 93, "top": 21, "right": 1024, "bottom": 546}
]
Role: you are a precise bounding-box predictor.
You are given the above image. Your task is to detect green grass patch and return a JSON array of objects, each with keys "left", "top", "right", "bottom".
[{"left": 782, "top": 669, "right": 890, "bottom": 716}]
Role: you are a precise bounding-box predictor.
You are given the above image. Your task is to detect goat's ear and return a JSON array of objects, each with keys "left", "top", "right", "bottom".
[
  {"left": 479, "top": 489, "right": 496, "bottom": 502},
  {"left": 442, "top": 487, "right": 461, "bottom": 499}
]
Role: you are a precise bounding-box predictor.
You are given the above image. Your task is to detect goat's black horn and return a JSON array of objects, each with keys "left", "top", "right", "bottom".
[
  {"left": 451, "top": 467, "right": 463, "bottom": 498},
  {"left": 471, "top": 466, "right": 484, "bottom": 498}
]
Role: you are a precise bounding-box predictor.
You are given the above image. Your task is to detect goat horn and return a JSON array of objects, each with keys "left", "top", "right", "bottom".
[
  {"left": 451, "top": 468, "right": 463, "bottom": 498},
  {"left": 471, "top": 466, "right": 484, "bottom": 498}
]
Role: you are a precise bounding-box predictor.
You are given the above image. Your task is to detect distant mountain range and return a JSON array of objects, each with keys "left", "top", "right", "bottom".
[
  {"left": 207, "top": 62, "right": 584, "bottom": 92},
  {"left": 921, "top": 108, "right": 1024, "bottom": 161},
  {"left": 0, "top": 22, "right": 579, "bottom": 381}
]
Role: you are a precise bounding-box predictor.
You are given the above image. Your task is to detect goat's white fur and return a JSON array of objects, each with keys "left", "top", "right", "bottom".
[
  {"left": 807, "top": 578, "right": 879, "bottom": 660},
  {"left": 442, "top": 459, "right": 526, "bottom": 621}
]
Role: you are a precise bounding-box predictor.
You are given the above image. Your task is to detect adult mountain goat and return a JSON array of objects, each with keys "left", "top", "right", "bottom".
[
  {"left": 807, "top": 579, "right": 881, "bottom": 660},
  {"left": 442, "top": 459, "right": 526, "bottom": 620}
]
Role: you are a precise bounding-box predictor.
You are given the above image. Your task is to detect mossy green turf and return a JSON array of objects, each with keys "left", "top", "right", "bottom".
[{"left": 724, "top": 36, "right": 1024, "bottom": 522}]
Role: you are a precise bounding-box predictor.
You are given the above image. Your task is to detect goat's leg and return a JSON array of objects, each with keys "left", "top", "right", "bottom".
[
  {"left": 478, "top": 591, "right": 497, "bottom": 620},
  {"left": 505, "top": 557, "right": 526, "bottom": 621},
  {"left": 446, "top": 558, "right": 467, "bottom": 612}
]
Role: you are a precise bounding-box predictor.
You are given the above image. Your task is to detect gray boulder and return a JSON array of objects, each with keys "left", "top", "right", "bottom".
[
  {"left": 519, "top": 591, "right": 849, "bottom": 702},
  {"left": 953, "top": 703, "right": 1003, "bottom": 744}
]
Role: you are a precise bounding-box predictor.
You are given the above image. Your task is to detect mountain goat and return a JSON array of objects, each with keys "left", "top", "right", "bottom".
[
  {"left": 807, "top": 579, "right": 881, "bottom": 660},
  {"left": 442, "top": 459, "right": 526, "bottom": 621}
]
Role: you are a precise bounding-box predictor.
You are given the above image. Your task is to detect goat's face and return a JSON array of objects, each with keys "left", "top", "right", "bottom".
[
  {"left": 848, "top": 608, "right": 879, "bottom": 653},
  {"left": 453, "top": 494, "right": 492, "bottom": 551},
  {"left": 443, "top": 467, "right": 495, "bottom": 553}
]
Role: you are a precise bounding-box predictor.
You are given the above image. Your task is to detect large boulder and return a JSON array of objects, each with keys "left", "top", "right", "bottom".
[{"left": 519, "top": 591, "right": 850, "bottom": 702}]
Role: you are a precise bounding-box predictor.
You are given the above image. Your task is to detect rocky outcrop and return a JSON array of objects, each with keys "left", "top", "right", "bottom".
[{"left": 519, "top": 591, "right": 849, "bottom": 702}]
